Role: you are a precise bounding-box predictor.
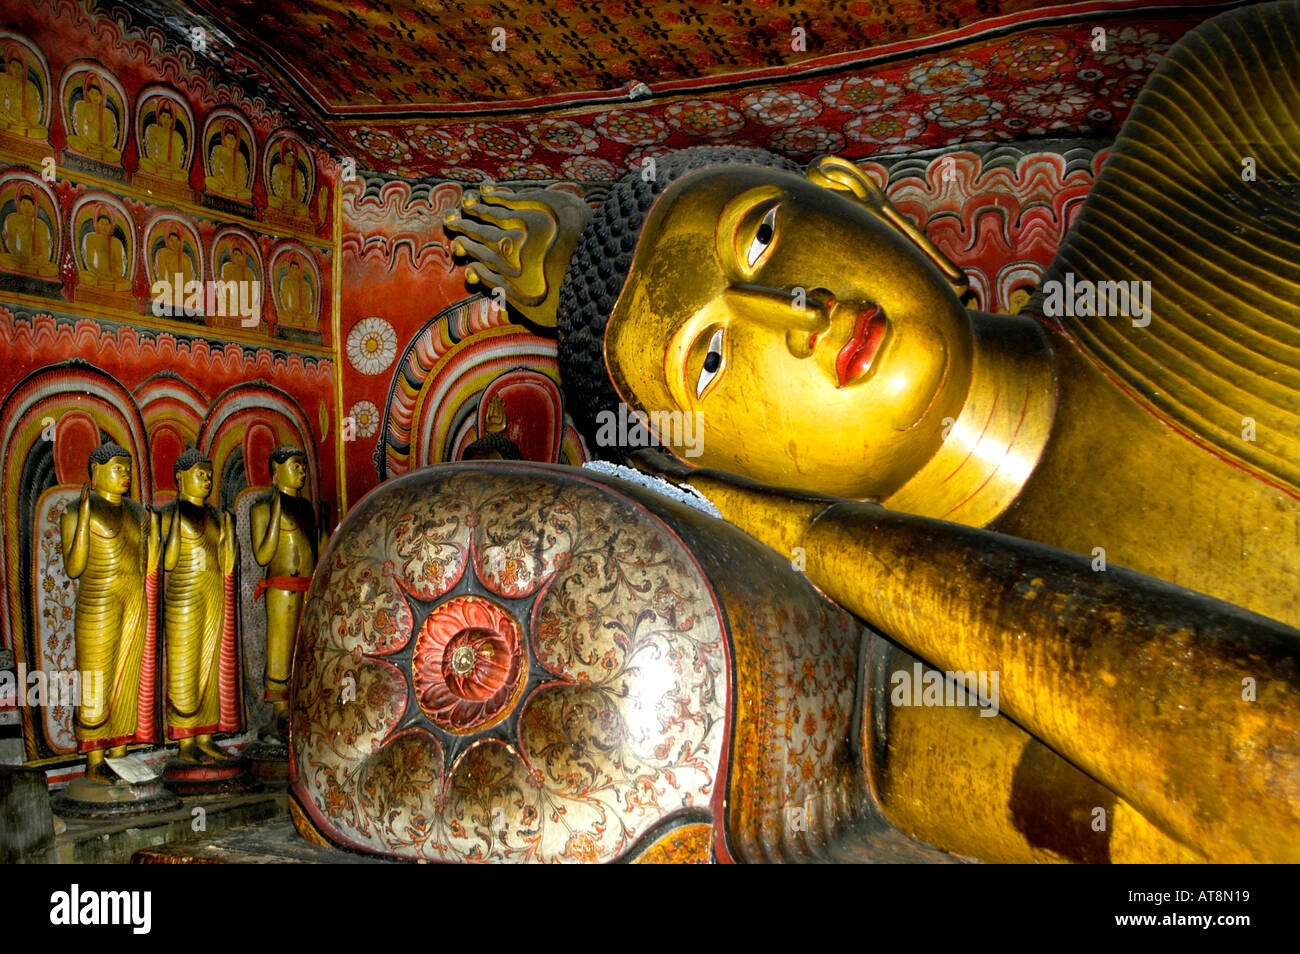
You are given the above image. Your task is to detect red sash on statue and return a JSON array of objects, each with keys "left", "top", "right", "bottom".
[{"left": 254, "top": 574, "right": 313, "bottom": 600}]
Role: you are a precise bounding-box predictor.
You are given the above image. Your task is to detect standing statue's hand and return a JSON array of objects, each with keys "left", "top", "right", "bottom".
[
  {"left": 146, "top": 509, "right": 161, "bottom": 573},
  {"left": 163, "top": 500, "right": 182, "bottom": 573},
  {"left": 219, "top": 511, "right": 236, "bottom": 575},
  {"left": 78, "top": 482, "right": 91, "bottom": 516}
]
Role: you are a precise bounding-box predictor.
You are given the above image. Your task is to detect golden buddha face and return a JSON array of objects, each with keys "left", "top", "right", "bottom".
[
  {"left": 6, "top": 58, "right": 22, "bottom": 80},
  {"left": 273, "top": 455, "right": 306, "bottom": 492},
  {"left": 604, "top": 164, "right": 973, "bottom": 500},
  {"left": 94, "top": 215, "right": 111, "bottom": 236},
  {"left": 178, "top": 463, "right": 213, "bottom": 503},
  {"left": 91, "top": 455, "right": 131, "bottom": 496}
]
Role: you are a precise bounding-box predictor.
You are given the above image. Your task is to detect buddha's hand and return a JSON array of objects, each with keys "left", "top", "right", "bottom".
[
  {"left": 219, "top": 511, "right": 237, "bottom": 576},
  {"left": 146, "top": 509, "right": 161, "bottom": 573},
  {"left": 443, "top": 185, "right": 593, "bottom": 329}
]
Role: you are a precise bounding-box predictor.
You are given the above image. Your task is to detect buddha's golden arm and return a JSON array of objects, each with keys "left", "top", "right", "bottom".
[
  {"left": 145, "top": 509, "right": 160, "bottom": 575},
  {"left": 219, "top": 511, "right": 236, "bottom": 576},
  {"left": 250, "top": 492, "right": 280, "bottom": 566},
  {"left": 670, "top": 460, "right": 1300, "bottom": 861},
  {"left": 162, "top": 506, "right": 180, "bottom": 573},
  {"left": 60, "top": 484, "right": 93, "bottom": 579}
]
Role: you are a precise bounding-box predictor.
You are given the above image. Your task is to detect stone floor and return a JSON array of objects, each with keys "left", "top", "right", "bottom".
[
  {"left": 29, "top": 789, "right": 287, "bottom": 864},
  {"left": 133, "top": 816, "right": 392, "bottom": 864}
]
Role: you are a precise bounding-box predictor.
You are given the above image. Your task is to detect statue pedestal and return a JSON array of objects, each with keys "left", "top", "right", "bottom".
[
  {"left": 132, "top": 171, "right": 194, "bottom": 204},
  {"left": 0, "top": 129, "right": 52, "bottom": 164},
  {"left": 274, "top": 323, "right": 322, "bottom": 346},
  {"left": 242, "top": 738, "right": 289, "bottom": 782},
  {"left": 51, "top": 774, "right": 181, "bottom": 819},
  {"left": 162, "top": 757, "right": 261, "bottom": 797},
  {"left": 73, "top": 283, "right": 134, "bottom": 308},
  {"left": 200, "top": 191, "right": 255, "bottom": 218},
  {"left": 0, "top": 269, "right": 63, "bottom": 298},
  {"left": 62, "top": 150, "right": 125, "bottom": 183},
  {"left": 209, "top": 312, "right": 267, "bottom": 335},
  {"left": 262, "top": 207, "right": 311, "bottom": 231}
]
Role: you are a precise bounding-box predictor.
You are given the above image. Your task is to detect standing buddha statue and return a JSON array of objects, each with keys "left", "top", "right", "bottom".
[
  {"left": 250, "top": 445, "right": 324, "bottom": 733},
  {"left": 59, "top": 441, "right": 160, "bottom": 782},
  {"left": 161, "top": 450, "right": 241, "bottom": 761}
]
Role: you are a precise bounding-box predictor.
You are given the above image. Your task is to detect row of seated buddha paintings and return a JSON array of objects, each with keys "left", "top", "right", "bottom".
[
  {"left": 0, "top": 32, "right": 327, "bottom": 226},
  {"left": 0, "top": 168, "right": 323, "bottom": 342}
]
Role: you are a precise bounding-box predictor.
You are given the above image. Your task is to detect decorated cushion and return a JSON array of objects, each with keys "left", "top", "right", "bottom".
[{"left": 289, "top": 462, "right": 903, "bottom": 862}]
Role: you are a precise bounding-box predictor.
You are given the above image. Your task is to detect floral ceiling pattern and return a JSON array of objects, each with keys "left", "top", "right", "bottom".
[{"left": 151, "top": 0, "right": 1230, "bottom": 180}]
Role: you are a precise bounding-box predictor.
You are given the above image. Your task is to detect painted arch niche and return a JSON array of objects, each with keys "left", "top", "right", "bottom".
[
  {"left": 0, "top": 169, "right": 61, "bottom": 296},
  {"left": 59, "top": 60, "right": 129, "bottom": 178},
  {"left": 0, "top": 363, "right": 152, "bottom": 759},
  {"left": 375, "top": 295, "right": 589, "bottom": 482},
  {"left": 134, "top": 85, "right": 196, "bottom": 202},
  {"left": 70, "top": 191, "right": 136, "bottom": 305},
  {"left": 263, "top": 129, "right": 315, "bottom": 227},
  {"left": 134, "top": 371, "right": 206, "bottom": 499},
  {"left": 144, "top": 211, "right": 204, "bottom": 322},
  {"left": 268, "top": 241, "right": 320, "bottom": 345},
  {"left": 202, "top": 382, "right": 322, "bottom": 738},
  {"left": 200, "top": 108, "right": 256, "bottom": 213},
  {"left": 0, "top": 32, "right": 53, "bottom": 162},
  {"left": 209, "top": 225, "right": 264, "bottom": 334}
]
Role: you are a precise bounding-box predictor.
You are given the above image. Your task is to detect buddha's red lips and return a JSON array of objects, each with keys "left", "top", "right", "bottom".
[{"left": 835, "top": 305, "right": 887, "bottom": 388}]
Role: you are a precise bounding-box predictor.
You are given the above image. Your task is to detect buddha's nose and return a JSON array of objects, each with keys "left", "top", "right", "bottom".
[{"left": 723, "top": 283, "right": 832, "bottom": 351}]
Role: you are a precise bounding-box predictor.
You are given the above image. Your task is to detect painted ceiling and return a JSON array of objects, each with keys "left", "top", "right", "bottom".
[{"left": 133, "top": 0, "right": 1245, "bottom": 179}]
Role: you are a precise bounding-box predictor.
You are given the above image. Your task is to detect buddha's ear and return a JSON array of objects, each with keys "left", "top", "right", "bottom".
[
  {"left": 806, "top": 155, "right": 888, "bottom": 204},
  {"left": 805, "top": 155, "right": 969, "bottom": 291}
]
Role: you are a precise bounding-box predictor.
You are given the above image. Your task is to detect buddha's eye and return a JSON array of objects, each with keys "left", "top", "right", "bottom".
[
  {"left": 745, "top": 204, "right": 779, "bottom": 269},
  {"left": 696, "top": 327, "right": 726, "bottom": 398}
]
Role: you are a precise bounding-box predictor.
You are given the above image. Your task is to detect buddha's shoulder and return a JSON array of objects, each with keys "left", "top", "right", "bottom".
[
  {"left": 1029, "top": 2, "right": 1300, "bottom": 495},
  {"left": 120, "top": 498, "right": 150, "bottom": 521}
]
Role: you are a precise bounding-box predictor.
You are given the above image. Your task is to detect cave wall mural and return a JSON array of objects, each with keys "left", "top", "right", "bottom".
[
  {"left": 0, "top": 0, "right": 339, "bottom": 773},
  {"left": 0, "top": 0, "right": 1274, "bottom": 867}
]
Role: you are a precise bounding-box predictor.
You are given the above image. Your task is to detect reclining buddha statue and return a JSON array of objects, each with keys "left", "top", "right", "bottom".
[{"left": 293, "top": 1, "right": 1299, "bottom": 862}]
